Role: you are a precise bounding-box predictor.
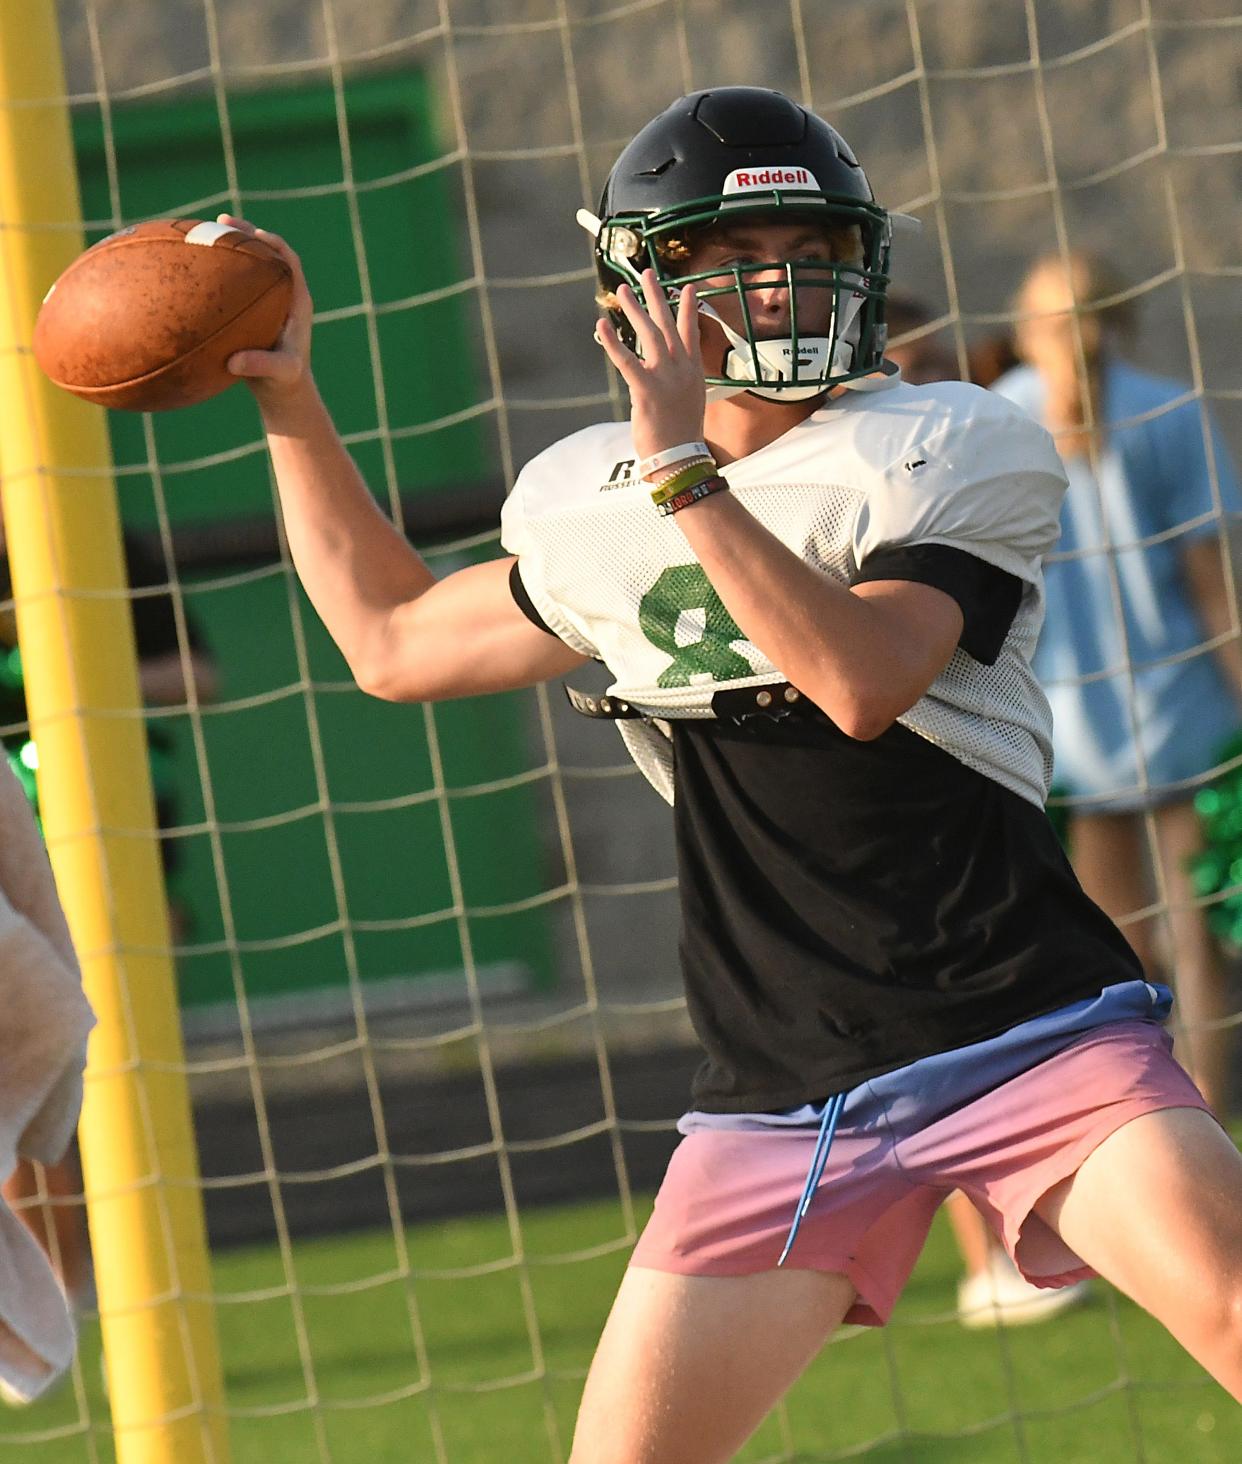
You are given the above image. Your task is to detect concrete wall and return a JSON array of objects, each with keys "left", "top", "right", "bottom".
[{"left": 50, "top": 0, "right": 1242, "bottom": 1029}]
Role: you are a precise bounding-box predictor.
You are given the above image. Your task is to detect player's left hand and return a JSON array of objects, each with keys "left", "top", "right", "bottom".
[{"left": 594, "top": 269, "right": 706, "bottom": 466}]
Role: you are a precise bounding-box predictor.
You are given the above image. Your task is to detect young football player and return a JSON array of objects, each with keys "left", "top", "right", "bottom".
[{"left": 226, "top": 86, "right": 1242, "bottom": 1463}]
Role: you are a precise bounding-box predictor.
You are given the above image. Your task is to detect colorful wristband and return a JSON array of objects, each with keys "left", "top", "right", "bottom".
[
  {"left": 649, "top": 458, "right": 721, "bottom": 506},
  {"left": 655, "top": 473, "right": 730, "bottom": 516}
]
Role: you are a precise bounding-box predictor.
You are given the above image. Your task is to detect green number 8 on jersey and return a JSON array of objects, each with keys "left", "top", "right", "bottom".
[{"left": 638, "top": 564, "right": 754, "bottom": 688}]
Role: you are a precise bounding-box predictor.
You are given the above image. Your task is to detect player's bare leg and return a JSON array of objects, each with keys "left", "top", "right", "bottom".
[
  {"left": 1035, "top": 1106, "right": 1242, "bottom": 1399},
  {"left": 569, "top": 1266, "right": 856, "bottom": 1464}
]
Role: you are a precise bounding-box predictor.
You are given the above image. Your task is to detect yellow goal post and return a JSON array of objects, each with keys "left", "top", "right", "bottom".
[{"left": 0, "top": 3, "right": 228, "bottom": 1460}]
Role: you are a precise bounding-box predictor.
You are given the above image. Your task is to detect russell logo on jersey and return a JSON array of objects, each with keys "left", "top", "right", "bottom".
[{"left": 600, "top": 459, "right": 636, "bottom": 491}]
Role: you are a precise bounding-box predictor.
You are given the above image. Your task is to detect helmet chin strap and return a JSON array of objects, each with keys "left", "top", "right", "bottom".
[{"left": 696, "top": 294, "right": 867, "bottom": 402}]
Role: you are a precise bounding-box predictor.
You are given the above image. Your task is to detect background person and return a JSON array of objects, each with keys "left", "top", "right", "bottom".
[
  {"left": 996, "top": 250, "right": 1241, "bottom": 1121},
  {"left": 886, "top": 292, "right": 1092, "bottom": 1329}
]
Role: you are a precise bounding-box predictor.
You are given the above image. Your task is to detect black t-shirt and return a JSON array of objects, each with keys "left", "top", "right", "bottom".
[
  {"left": 513, "top": 544, "right": 1142, "bottom": 1111},
  {"left": 671, "top": 710, "right": 1139, "bottom": 1111}
]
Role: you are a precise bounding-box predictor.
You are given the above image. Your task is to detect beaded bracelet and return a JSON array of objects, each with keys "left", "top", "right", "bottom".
[
  {"left": 638, "top": 441, "right": 711, "bottom": 478},
  {"left": 649, "top": 458, "right": 720, "bottom": 506},
  {"left": 655, "top": 473, "right": 730, "bottom": 516}
]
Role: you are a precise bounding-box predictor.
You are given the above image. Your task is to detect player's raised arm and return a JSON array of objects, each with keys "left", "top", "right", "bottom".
[{"left": 220, "top": 216, "right": 586, "bottom": 701}]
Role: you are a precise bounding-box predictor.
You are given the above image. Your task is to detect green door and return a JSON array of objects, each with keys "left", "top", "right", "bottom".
[{"left": 59, "top": 72, "right": 555, "bottom": 1013}]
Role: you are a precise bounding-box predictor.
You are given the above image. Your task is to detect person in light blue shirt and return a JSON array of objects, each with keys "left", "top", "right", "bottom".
[{"left": 996, "top": 250, "right": 1242, "bottom": 1116}]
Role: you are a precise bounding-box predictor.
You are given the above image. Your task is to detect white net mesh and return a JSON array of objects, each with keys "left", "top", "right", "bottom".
[{"left": 4, "top": 0, "right": 1240, "bottom": 1458}]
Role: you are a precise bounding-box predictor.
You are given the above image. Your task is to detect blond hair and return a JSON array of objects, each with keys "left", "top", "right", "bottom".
[{"left": 1018, "top": 249, "right": 1137, "bottom": 344}]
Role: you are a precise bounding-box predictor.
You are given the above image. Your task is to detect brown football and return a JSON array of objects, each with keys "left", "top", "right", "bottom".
[{"left": 32, "top": 219, "right": 293, "bottom": 412}]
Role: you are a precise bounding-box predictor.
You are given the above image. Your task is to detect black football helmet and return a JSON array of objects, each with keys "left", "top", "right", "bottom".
[{"left": 583, "top": 87, "right": 899, "bottom": 400}]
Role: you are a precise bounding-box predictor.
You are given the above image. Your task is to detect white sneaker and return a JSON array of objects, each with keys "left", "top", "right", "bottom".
[
  {"left": 0, "top": 1377, "right": 29, "bottom": 1408},
  {"left": 957, "top": 1251, "right": 1090, "bottom": 1329}
]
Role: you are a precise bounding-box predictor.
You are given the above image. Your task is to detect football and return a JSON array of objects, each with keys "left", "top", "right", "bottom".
[{"left": 32, "top": 219, "right": 293, "bottom": 412}]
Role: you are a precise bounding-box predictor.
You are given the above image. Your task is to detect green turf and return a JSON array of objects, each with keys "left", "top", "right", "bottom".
[{"left": 1, "top": 1196, "right": 1235, "bottom": 1462}]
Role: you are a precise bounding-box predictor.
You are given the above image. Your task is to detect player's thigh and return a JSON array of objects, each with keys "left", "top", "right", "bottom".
[
  {"left": 1034, "top": 1107, "right": 1242, "bottom": 1358},
  {"left": 570, "top": 1264, "right": 856, "bottom": 1464}
]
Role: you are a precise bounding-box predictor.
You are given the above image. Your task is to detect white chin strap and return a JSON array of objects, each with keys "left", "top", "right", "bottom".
[{"left": 697, "top": 293, "right": 867, "bottom": 402}]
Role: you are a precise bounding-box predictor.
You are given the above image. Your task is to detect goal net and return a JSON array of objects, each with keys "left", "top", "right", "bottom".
[{"left": 4, "top": 0, "right": 1240, "bottom": 1460}]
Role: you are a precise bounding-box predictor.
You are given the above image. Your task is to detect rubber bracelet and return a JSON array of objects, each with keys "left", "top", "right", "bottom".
[
  {"left": 649, "top": 459, "right": 721, "bottom": 506},
  {"left": 656, "top": 474, "right": 730, "bottom": 516},
  {"left": 655, "top": 473, "right": 730, "bottom": 516},
  {"left": 639, "top": 441, "right": 711, "bottom": 478},
  {"left": 650, "top": 462, "right": 718, "bottom": 506}
]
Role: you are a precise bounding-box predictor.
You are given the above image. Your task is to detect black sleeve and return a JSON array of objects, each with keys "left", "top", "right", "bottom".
[
  {"left": 508, "top": 559, "right": 559, "bottom": 638},
  {"left": 123, "top": 534, "right": 203, "bottom": 660},
  {"left": 850, "top": 542, "right": 1023, "bottom": 666}
]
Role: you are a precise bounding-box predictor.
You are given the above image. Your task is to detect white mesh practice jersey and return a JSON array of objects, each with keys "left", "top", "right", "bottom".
[{"left": 500, "top": 377, "right": 1069, "bottom": 808}]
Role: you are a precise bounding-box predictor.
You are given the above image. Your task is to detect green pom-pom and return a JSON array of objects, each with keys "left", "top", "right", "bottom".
[
  {"left": 1189, "top": 731, "right": 1242, "bottom": 944},
  {"left": 5, "top": 743, "right": 39, "bottom": 825}
]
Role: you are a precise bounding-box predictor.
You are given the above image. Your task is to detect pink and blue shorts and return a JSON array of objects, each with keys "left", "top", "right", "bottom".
[{"left": 630, "top": 981, "right": 1212, "bottom": 1325}]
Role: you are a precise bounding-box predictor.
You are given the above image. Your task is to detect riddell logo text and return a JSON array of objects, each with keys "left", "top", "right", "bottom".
[{"left": 723, "top": 167, "right": 819, "bottom": 193}]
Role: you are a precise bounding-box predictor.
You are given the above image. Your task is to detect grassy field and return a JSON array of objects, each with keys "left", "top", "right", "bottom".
[{"left": 2, "top": 1194, "right": 1235, "bottom": 1463}]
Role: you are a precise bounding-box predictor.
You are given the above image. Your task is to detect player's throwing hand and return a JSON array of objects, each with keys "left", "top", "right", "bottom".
[
  {"left": 594, "top": 268, "right": 706, "bottom": 465},
  {"left": 219, "top": 214, "right": 313, "bottom": 398}
]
